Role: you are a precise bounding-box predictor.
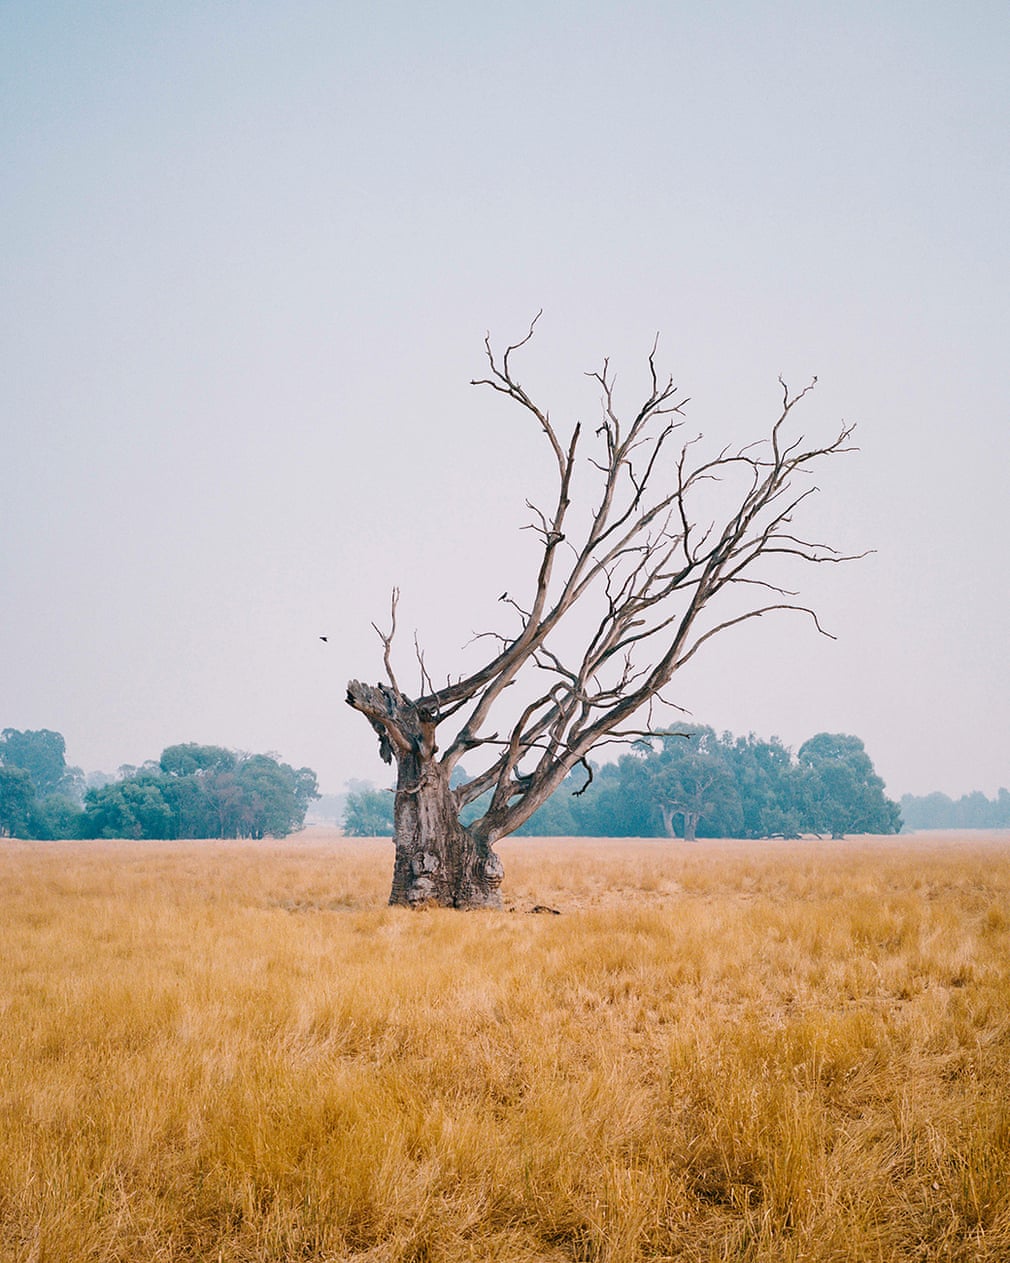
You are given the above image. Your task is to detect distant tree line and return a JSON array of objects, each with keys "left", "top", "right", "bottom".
[
  {"left": 900, "top": 789, "right": 1010, "bottom": 831},
  {"left": 344, "top": 727, "right": 901, "bottom": 840},
  {"left": 0, "top": 729, "right": 318, "bottom": 840}
]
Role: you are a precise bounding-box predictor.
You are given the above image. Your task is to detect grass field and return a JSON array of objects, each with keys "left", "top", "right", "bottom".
[{"left": 3, "top": 831, "right": 1010, "bottom": 1262}]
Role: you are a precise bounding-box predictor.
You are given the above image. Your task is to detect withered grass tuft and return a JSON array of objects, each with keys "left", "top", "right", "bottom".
[{"left": 3, "top": 831, "right": 1010, "bottom": 1261}]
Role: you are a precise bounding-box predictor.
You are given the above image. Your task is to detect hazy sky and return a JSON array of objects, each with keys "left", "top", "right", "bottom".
[{"left": 3, "top": 2, "right": 1008, "bottom": 800}]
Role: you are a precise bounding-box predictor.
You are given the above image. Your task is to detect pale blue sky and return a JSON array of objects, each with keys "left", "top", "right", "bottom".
[{"left": 3, "top": 2, "right": 1008, "bottom": 798}]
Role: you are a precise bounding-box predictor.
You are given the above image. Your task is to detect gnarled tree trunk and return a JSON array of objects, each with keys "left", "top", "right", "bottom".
[
  {"left": 347, "top": 679, "right": 504, "bottom": 908},
  {"left": 389, "top": 753, "right": 503, "bottom": 907}
]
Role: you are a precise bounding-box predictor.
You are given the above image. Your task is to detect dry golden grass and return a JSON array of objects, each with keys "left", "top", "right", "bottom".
[{"left": 3, "top": 830, "right": 1010, "bottom": 1262}]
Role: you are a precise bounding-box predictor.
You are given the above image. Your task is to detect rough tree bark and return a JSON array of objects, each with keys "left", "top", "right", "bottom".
[
  {"left": 344, "top": 679, "right": 504, "bottom": 907},
  {"left": 347, "top": 318, "right": 860, "bottom": 908}
]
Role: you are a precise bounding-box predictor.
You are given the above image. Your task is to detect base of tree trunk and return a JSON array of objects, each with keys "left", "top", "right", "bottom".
[
  {"left": 389, "top": 844, "right": 504, "bottom": 908},
  {"left": 389, "top": 759, "right": 504, "bottom": 909},
  {"left": 389, "top": 837, "right": 504, "bottom": 908}
]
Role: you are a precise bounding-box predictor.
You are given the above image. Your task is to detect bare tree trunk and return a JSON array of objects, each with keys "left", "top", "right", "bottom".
[
  {"left": 659, "top": 804, "right": 677, "bottom": 838},
  {"left": 346, "top": 679, "right": 504, "bottom": 908},
  {"left": 389, "top": 754, "right": 503, "bottom": 908},
  {"left": 682, "top": 811, "right": 699, "bottom": 842}
]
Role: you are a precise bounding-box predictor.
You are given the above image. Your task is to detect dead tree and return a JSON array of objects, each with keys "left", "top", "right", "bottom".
[{"left": 347, "top": 318, "right": 858, "bottom": 907}]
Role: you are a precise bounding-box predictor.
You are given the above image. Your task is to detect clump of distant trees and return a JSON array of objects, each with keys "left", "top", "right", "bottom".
[
  {"left": 0, "top": 728, "right": 318, "bottom": 840},
  {"left": 0, "top": 728, "right": 85, "bottom": 840},
  {"left": 344, "top": 726, "right": 901, "bottom": 840},
  {"left": 900, "top": 790, "right": 1010, "bottom": 831}
]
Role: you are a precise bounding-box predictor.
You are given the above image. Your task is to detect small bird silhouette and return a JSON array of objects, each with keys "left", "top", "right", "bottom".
[
  {"left": 499, "top": 592, "right": 508, "bottom": 601},
  {"left": 319, "top": 636, "right": 329, "bottom": 643}
]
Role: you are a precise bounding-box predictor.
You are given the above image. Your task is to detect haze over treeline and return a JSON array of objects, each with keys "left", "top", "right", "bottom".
[
  {"left": 2, "top": 722, "right": 1006, "bottom": 842},
  {"left": 900, "top": 790, "right": 1010, "bottom": 832}
]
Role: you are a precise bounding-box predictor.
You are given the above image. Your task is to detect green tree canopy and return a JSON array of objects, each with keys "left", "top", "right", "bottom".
[
  {"left": 643, "top": 728, "right": 742, "bottom": 841},
  {"left": 0, "top": 728, "right": 77, "bottom": 800},
  {"left": 796, "top": 733, "right": 901, "bottom": 838},
  {"left": 79, "top": 747, "right": 318, "bottom": 840},
  {"left": 721, "top": 733, "right": 803, "bottom": 838},
  {"left": 235, "top": 755, "right": 319, "bottom": 839},
  {"left": 82, "top": 776, "right": 174, "bottom": 840},
  {"left": 0, "top": 766, "right": 35, "bottom": 837},
  {"left": 514, "top": 725, "right": 899, "bottom": 840},
  {"left": 159, "top": 743, "right": 238, "bottom": 777},
  {"left": 343, "top": 784, "right": 394, "bottom": 836}
]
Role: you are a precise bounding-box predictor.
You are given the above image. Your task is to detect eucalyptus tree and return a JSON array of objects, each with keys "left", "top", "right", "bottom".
[
  {"left": 347, "top": 319, "right": 859, "bottom": 907},
  {"left": 645, "top": 727, "right": 742, "bottom": 842},
  {"left": 796, "top": 732, "right": 901, "bottom": 838},
  {"left": 0, "top": 727, "right": 77, "bottom": 800},
  {"left": 0, "top": 766, "right": 35, "bottom": 837}
]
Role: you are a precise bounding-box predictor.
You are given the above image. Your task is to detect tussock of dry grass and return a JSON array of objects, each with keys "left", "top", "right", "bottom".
[{"left": 3, "top": 831, "right": 1010, "bottom": 1261}]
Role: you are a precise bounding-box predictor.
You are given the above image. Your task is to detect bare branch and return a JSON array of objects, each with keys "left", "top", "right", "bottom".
[
  {"left": 677, "top": 603, "right": 838, "bottom": 670},
  {"left": 370, "top": 587, "right": 401, "bottom": 695},
  {"left": 572, "top": 757, "right": 594, "bottom": 797},
  {"left": 414, "top": 631, "right": 434, "bottom": 698}
]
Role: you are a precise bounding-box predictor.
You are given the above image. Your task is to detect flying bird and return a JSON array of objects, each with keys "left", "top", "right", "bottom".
[{"left": 319, "top": 636, "right": 329, "bottom": 643}]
